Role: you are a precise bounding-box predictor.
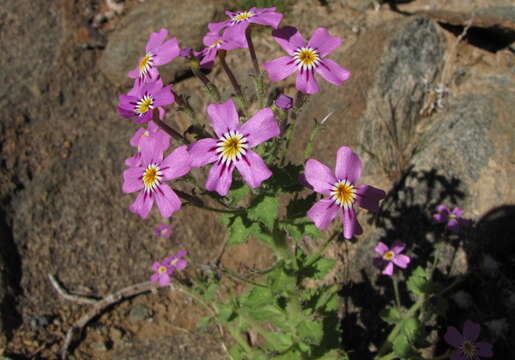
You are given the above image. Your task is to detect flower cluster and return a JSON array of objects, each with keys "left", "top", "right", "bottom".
[
  {"left": 151, "top": 250, "right": 188, "bottom": 286},
  {"left": 433, "top": 205, "right": 472, "bottom": 233}
]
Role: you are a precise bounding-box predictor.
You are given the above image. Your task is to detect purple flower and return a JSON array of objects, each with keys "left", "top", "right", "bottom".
[
  {"left": 150, "top": 250, "right": 187, "bottom": 286},
  {"left": 179, "top": 47, "right": 193, "bottom": 58},
  {"left": 117, "top": 79, "right": 174, "bottom": 123},
  {"left": 122, "top": 135, "right": 191, "bottom": 219},
  {"left": 433, "top": 205, "right": 472, "bottom": 233},
  {"left": 263, "top": 26, "right": 351, "bottom": 94},
  {"left": 208, "top": 7, "right": 283, "bottom": 45},
  {"left": 305, "top": 146, "right": 385, "bottom": 239},
  {"left": 373, "top": 241, "right": 411, "bottom": 276},
  {"left": 125, "top": 121, "right": 171, "bottom": 167},
  {"left": 128, "top": 28, "right": 180, "bottom": 84},
  {"left": 155, "top": 224, "right": 173, "bottom": 238},
  {"left": 188, "top": 99, "right": 280, "bottom": 196},
  {"left": 444, "top": 320, "right": 493, "bottom": 360},
  {"left": 198, "top": 31, "right": 246, "bottom": 68},
  {"left": 275, "top": 94, "right": 293, "bottom": 110}
]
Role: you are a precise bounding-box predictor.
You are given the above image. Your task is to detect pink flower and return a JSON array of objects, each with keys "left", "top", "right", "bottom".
[
  {"left": 197, "top": 31, "right": 246, "bottom": 68},
  {"left": 128, "top": 28, "right": 180, "bottom": 84},
  {"left": 304, "top": 146, "right": 385, "bottom": 239},
  {"left": 188, "top": 99, "right": 280, "bottom": 196},
  {"left": 433, "top": 205, "right": 472, "bottom": 233},
  {"left": 208, "top": 7, "right": 283, "bottom": 45},
  {"left": 373, "top": 241, "right": 411, "bottom": 276},
  {"left": 275, "top": 94, "right": 293, "bottom": 110},
  {"left": 444, "top": 321, "right": 493, "bottom": 360},
  {"left": 125, "top": 121, "right": 170, "bottom": 167},
  {"left": 122, "top": 135, "right": 191, "bottom": 219},
  {"left": 150, "top": 250, "right": 187, "bottom": 286},
  {"left": 155, "top": 224, "right": 173, "bottom": 238},
  {"left": 117, "top": 79, "right": 174, "bottom": 123},
  {"left": 263, "top": 26, "right": 351, "bottom": 94}
]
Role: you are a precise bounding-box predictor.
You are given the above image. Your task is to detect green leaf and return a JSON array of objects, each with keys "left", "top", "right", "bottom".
[
  {"left": 311, "top": 257, "right": 336, "bottom": 280},
  {"left": 224, "top": 214, "right": 260, "bottom": 246},
  {"left": 316, "top": 350, "right": 345, "bottom": 360},
  {"left": 407, "top": 266, "right": 431, "bottom": 295},
  {"left": 241, "top": 287, "right": 274, "bottom": 308},
  {"left": 393, "top": 334, "right": 414, "bottom": 358},
  {"left": 286, "top": 193, "right": 317, "bottom": 219},
  {"left": 298, "top": 319, "right": 323, "bottom": 344},
  {"left": 217, "top": 303, "right": 236, "bottom": 323},
  {"left": 248, "top": 195, "right": 278, "bottom": 230},
  {"left": 401, "top": 318, "right": 424, "bottom": 344},
  {"left": 247, "top": 304, "right": 284, "bottom": 322},
  {"left": 228, "top": 183, "right": 250, "bottom": 206},
  {"left": 380, "top": 306, "right": 402, "bottom": 324},
  {"left": 314, "top": 285, "right": 339, "bottom": 312},
  {"left": 280, "top": 220, "right": 321, "bottom": 242},
  {"left": 269, "top": 265, "right": 297, "bottom": 295},
  {"left": 196, "top": 316, "right": 212, "bottom": 331},
  {"left": 228, "top": 344, "right": 245, "bottom": 360},
  {"left": 263, "top": 331, "right": 293, "bottom": 352}
]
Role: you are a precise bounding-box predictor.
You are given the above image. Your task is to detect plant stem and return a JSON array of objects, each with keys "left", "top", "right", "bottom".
[
  {"left": 392, "top": 275, "right": 401, "bottom": 310},
  {"left": 175, "top": 189, "right": 242, "bottom": 214},
  {"left": 221, "top": 267, "right": 268, "bottom": 288},
  {"left": 245, "top": 27, "right": 260, "bottom": 75},
  {"left": 152, "top": 110, "right": 189, "bottom": 144},
  {"left": 190, "top": 58, "right": 221, "bottom": 102},
  {"left": 218, "top": 50, "right": 247, "bottom": 110}
]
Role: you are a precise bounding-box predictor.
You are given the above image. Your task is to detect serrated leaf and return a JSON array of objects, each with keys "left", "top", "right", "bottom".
[
  {"left": 226, "top": 215, "right": 259, "bottom": 246},
  {"left": 247, "top": 304, "right": 284, "bottom": 321},
  {"left": 217, "top": 303, "right": 235, "bottom": 323},
  {"left": 269, "top": 265, "right": 297, "bottom": 295},
  {"left": 263, "top": 331, "right": 293, "bottom": 352},
  {"left": 228, "top": 183, "right": 250, "bottom": 206},
  {"left": 298, "top": 319, "right": 323, "bottom": 344},
  {"left": 248, "top": 195, "right": 278, "bottom": 230},
  {"left": 315, "top": 285, "right": 339, "bottom": 312},
  {"left": 380, "top": 306, "right": 402, "bottom": 324},
  {"left": 241, "top": 287, "right": 274, "bottom": 308},
  {"left": 393, "top": 334, "right": 414, "bottom": 358},
  {"left": 401, "top": 317, "right": 424, "bottom": 344},
  {"left": 407, "top": 266, "right": 430, "bottom": 295}
]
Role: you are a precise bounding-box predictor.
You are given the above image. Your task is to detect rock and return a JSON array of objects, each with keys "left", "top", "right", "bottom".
[
  {"left": 128, "top": 304, "right": 153, "bottom": 322},
  {"left": 29, "top": 315, "right": 51, "bottom": 329},
  {"left": 90, "top": 340, "right": 111, "bottom": 352},
  {"left": 99, "top": 0, "right": 223, "bottom": 87}
]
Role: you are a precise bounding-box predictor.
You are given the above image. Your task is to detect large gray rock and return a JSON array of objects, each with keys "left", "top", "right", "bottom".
[{"left": 99, "top": 0, "right": 224, "bottom": 87}]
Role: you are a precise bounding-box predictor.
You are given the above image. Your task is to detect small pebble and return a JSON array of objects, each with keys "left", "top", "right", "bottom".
[{"left": 128, "top": 304, "right": 153, "bottom": 322}]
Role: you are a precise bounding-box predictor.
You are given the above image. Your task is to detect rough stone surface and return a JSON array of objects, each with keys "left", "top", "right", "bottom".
[{"left": 99, "top": 0, "right": 224, "bottom": 87}]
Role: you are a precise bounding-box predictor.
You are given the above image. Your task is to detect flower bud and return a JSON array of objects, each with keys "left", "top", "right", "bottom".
[{"left": 275, "top": 94, "right": 293, "bottom": 110}]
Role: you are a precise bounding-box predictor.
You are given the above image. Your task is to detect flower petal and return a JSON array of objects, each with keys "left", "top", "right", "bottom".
[
  {"left": 263, "top": 56, "right": 298, "bottom": 82},
  {"left": 234, "top": 150, "right": 272, "bottom": 189},
  {"left": 355, "top": 185, "right": 385, "bottom": 212},
  {"left": 159, "top": 273, "right": 171, "bottom": 286},
  {"left": 122, "top": 167, "right": 145, "bottom": 193},
  {"left": 342, "top": 208, "right": 363, "bottom": 239},
  {"left": 391, "top": 241, "right": 406, "bottom": 255},
  {"left": 271, "top": 26, "right": 306, "bottom": 56},
  {"left": 223, "top": 22, "right": 248, "bottom": 45},
  {"left": 463, "top": 321, "right": 481, "bottom": 342},
  {"left": 451, "top": 351, "right": 465, "bottom": 360},
  {"left": 316, "top": 59, "right": 351, "bottom": 86},
  {"left": 444, "top": 327, "right": 464, "bottom": 347},
  {"left": 146, "top": 28, "right": 168, "bottom": 52},
  {"left": 448, "top": 219, "right": 460, "bottom": 233},
  {"left": 140, "top": 134, "right": 164, "bottom": 165},
  {"left": 375, "top": 242, "right": 389, "bottom": 255},
  {"left": 129, "top": 128, "right": 147, "bottom": 147},
  {"left": 239, "top": 108, "right": 280, "bottom": 147},
  {"left": 437, "top": 204, "right": 450, "bottom": 214},
  {"left": 154, "top": 38, "right": 180, "bottom": 65},
  {"left": 433, "top": 213, "right": 447, "bottom": 223},
  {"left": 335, "top": 146, "right": 362, "bottom": 184},
  {"left": 452, "top": 207, "right": 464, "bottom": 218},
  {"left": 382, "top": 262, "right": 394, "bottom": 276},
  {"left": 250, "top": 11, "right": 283, "bottom": 28},
  {"left": 307, "top": 28, "right": 341, "bottom": 57},
  {"left": 208, "top": 20, "right": 230, "bottom": 33},
  {"left": 307, "top": 198, "right": 339, "bottom": 230},
  {"left": 205, "top": 162, "right": 235, "bottom": 196},
  {"left": 296, "top": 69, "right": 320, "bottom": 94},
  {"left": 129, "top": 191, "right": 154, "bottom": 219},
  {"left": 161, "top": 145, "right": 191, "bottom": 180},
  {"left": 393, "top": 254, "right": 410, "bottom": 268},
  {"left": 153, "top": 85, "right": 175, "bottom": 107},
  {"left": 475, "top": 342, "right": 493, "bottom": 357},
  {"left": 174, "top": 259, "right": 188, "bottom": 271},
  {"left": 304, "top": 159, "right": 336, "bottom": 195},
  {"left": 207, "top": 99, "right": 240, "bottom": 138},
  {"left": 188, "top": 138, "right": 219, "bottom": 168},
  {"left": 154, "top": 184, "right": 181, "bottom": 218}
]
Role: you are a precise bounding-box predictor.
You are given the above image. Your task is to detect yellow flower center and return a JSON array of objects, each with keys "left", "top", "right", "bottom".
[
  {"left": 139, "top": 53, "right": 153, "bottom": 75},
  {"left": 383, "top": 251, "right": 395, "bottom": 261},
  {"left": 210, "top": 39, "right": 224, "bottom": 48},
  {"left": 158, "top": 265, "right": 167, "bottom": 274},
  {"left": 171, "top": 259, "right": 178, "bottom": 265},
  {"left": 232, "top": 11, "right": 254, "bottom": 23},
  {"left": 143, "top": 164, "right": 161, "bottom": 192},
  {"left": 294, "top": 47, "right": 320, "bottom": 70},
  {"left": 136, "top": 95, "right": 154, "bottom": 115},
  {"left": 461, "top": 341, "right": 476, "bottom": 357},
  {"left": 216, "top": 130, "right": 249, "bottom": 165},
  {"left": 448, "top": 214, "right": 457, "bottom": 220},
  {"left": 330, "top": 180, "right": 356, "bottom": 209}
]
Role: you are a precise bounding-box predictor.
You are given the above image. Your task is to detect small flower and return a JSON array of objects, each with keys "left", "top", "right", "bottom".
[
  {"left": 208, "top": 7, "right": 283, "bottom": 45},
  {"left": 264, "top": 26, "right": 350, "bottom": 94},
  {"left": 188, "top": 99, "right": 280, "bottom": 196},
  {"left": 433, "top": 205, "right": 472, "bottom": 233},
  {"left": 128, "top": 28, "right": 180, "bottom": 84},
  {"left": 150, "top": 250, "right": 187, "bottom": 286},
  {"left": 444, "top": 320, "right": 493, "bottom": 359},
  {"left": 155, "top": 224, "right": 173, "bottom": 238},
  {"left": 125, "top": 121, "right": 170, "bottom": 167},
  {"left": 198, "top": 31, "right": 246, "bottom": 68},
  {"left": 373, "top": 241, "right": 411, "bottom": 276},
  {"left": 118, "top": 79, "right": 174, "bottom": 123},
  {"left": 122, "top": 135, "right": 191, "bottom": 219},
  {"left": 304, "top": 146, "right": 385, "bottom": 239},
  {"left": 275, "top": 94, "right": 293, "bottom": 110},
  {"left": 179, "top": 47, "right": 193, "bottom": 58}
]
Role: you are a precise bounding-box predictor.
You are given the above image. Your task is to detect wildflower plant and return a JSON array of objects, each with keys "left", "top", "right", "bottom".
[{"left": 111, "top": 6, "right": 494, "bottom": 360}]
